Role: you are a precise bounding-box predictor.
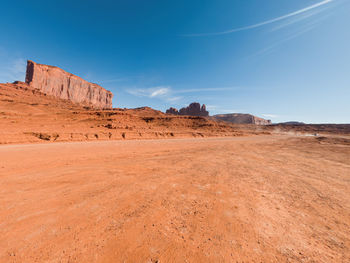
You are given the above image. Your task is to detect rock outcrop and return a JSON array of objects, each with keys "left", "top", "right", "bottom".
[
  {"left": 166, "top": 103, "right": 209, "bottom": 117},
  {"left": 166, "top": 107, "right": 179, "bottom": 115},
  {"left": 213, "top": 113, "right": 271, "bottom": 125},
  {"left": 25, "top": 60, "right": 113, "bottom": 109},
  {"left": 0, "top": 83, "right": 251, "bottom": 144}
]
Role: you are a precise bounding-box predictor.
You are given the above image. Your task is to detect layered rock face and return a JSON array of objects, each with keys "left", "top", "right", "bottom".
[
  {"left": 25, "top": 60, "right": 113, "bottom": 109},
  {"left": 166, "top": 103, "right": 209, "bottom": 117},
  {"left": 213, "top": 113, "right": 271, "bottom": 125}
]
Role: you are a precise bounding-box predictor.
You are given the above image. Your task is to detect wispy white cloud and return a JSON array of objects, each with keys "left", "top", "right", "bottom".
[
  {"left": 127, "top": 86, "right": 171, "bottom": 98},
  {"left": 150, "top": 87, "right": 170, "bottom": 97},
  {"left": 127, "top": 86, "right": 239, "bottom": 98},
  {"left": 126, "top": 86, "right": 239, "bottom": 104},
  {"left": 127, "top": 86, "right": 184, "bottom": 103},
  {"left": 269, "top": 6, "right": 326, "bottom": 32},
  {"left": 247, "top": 11, "right": 333, "bottom": 58},
  {"left": 181, "top": 0, "right": 333, "bottom": 37}
]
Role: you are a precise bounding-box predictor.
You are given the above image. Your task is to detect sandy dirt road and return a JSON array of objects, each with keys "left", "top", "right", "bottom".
[{"left": 0, "top": 136, "right": 349, "bottom": 262}]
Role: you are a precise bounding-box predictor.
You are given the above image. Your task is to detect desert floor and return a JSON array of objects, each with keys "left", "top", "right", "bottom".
[{"left": 1, "top": 135, "right": 349, "bottom": 262}]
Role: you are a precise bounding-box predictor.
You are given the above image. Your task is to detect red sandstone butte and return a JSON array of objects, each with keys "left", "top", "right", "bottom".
[
  {"left": 213, "top": 113, "right": 271, "bottom": 125},
  {"left": 25, "top": 60, "right": 113, "bottom": 109},
  {"left": 166, "top": 102, "right": 209, "bottom": 117}
]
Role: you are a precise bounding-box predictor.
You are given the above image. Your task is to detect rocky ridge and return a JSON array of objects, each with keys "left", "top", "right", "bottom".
[
  {"left": 25, "top": 60, "right": 113, "bottom": 109},
  {"left": 166, "top": 102, "right": 209, "bottom": 117},
  {"left": 0, "top": 83, "right": 253, "bottom": 144}
]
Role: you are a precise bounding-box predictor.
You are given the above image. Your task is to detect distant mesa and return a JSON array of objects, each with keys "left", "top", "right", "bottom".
[
  {"left": 166, "top": 102, "right": 209, "bottom": 117},
  {"left": 213, "top": 113, "right": 271, "bottom": 125},
  {"left": 166, "top": 104, "right": 271, "bottom": 125},
  {"left": 278, "top": 121, "right": 305, "bottom": 125},
  {"left": 25, "top": 60, "right": 113, "bottom": 109}
]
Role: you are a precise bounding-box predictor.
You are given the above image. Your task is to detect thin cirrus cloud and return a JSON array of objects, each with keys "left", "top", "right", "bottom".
[
  {"left": 126, "top": 86, "right": 172, "bottom": 98},
  {"left": 126, "top": 86, "right": 183, "bottom": 103},
  {"left": 180, "top": 0, "right": 333, "bottom": 37},
  {"left": 126, "top": 86, "right": 239, "bottom": 97},
  {"left": 248, "top": 10, "right": 334, "bottom": 58},
  {"left": 268, "top": 6, "right": 326, "bottom": 32},
  {"left": 126, "top": 86, "right": 240, "bottom": 103}
]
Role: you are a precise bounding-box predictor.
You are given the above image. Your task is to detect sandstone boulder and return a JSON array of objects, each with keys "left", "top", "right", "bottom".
[{"left": 25, "top": 60, "right": 113, "bottom": 109}]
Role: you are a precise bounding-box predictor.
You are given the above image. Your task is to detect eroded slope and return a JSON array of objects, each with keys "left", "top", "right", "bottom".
[{"left": 0, "top": 83, "right": 250, "bottom": 144}]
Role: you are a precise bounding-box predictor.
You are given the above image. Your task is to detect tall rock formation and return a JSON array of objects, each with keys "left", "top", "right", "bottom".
[
  {"left": 166, "top": 103, "right": 209, "bottom": 117},
  {"left": 25, "top": 60, "right": 113, "bottom": 109},
  {"left": 166, "top": 107, "right": 179, "bottom": 115},
  {"left": 213, "top": 113, "right": 271, "bottom": 125}
]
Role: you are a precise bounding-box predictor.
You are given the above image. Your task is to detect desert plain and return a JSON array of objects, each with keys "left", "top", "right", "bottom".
[
  {"left": 1, "top": 69, "right": 350, "bottom": 262},
  {"left": 1, "top": 133, "right": 350, "bottom": 262},
  {"left": 2, "top": 0, "right": 350, "bottom": 261}
]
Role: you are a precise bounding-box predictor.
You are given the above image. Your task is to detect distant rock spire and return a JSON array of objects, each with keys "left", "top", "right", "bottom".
[{"left": 166, "top": 102, "right": 209, "bottom": 117}]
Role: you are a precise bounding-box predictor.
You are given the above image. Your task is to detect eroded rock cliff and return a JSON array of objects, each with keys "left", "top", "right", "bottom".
[
  {"left": 213, "top": 113, "right": 271, "bottom": 125},
  {"left": 25, "top": 60, "right": 113, "bottom": 109}
]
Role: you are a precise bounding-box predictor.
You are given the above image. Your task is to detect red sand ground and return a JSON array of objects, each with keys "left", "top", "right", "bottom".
[
  {"left": 1, "top": 82, "right": 350, "bottom": 262},
  {"left": 1, "top": 136, "right": 350, "bottom": 262}
]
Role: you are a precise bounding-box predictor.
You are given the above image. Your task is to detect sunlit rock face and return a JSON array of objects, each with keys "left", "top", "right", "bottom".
[
  {"left": 213, "top": 113, "right": 271, "bottom": 125},
  {"left": 25, "top": 60, "right": 113, "bottom": 109}
]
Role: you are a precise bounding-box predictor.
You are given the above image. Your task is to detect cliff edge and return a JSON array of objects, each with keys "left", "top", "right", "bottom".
[
  {"left": 213, "top": 113, "right": 271, "bottom": 125},
  {"left": 25, "top": 60, "right": 113, "bottom": 109}
]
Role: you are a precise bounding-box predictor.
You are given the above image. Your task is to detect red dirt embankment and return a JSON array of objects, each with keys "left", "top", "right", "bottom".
[
  {"left": 2, "top": 82, "right": 348, "bottom": 145},
  {"left": 0, "top": 83, "right": 256, "bottom": 144}
]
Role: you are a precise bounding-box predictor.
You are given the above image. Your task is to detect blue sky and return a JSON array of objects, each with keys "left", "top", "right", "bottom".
[{"left": 0, "top": 0, "right": 349, "bottom": 123}]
